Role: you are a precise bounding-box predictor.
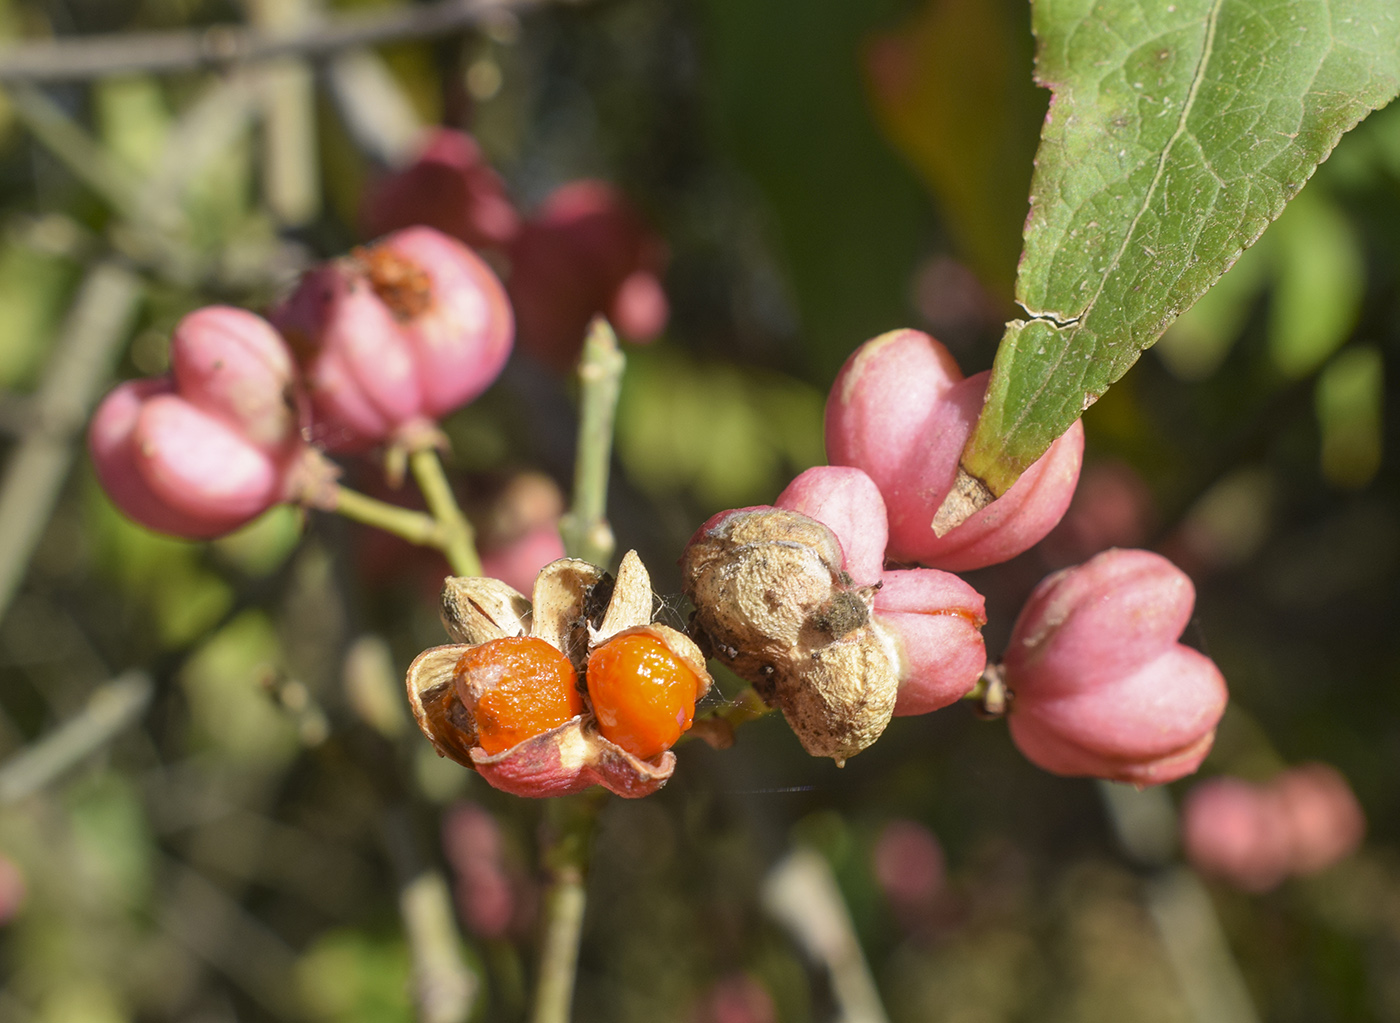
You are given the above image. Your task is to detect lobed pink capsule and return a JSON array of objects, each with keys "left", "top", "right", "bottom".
[
  {"left": 872, "top": 819, "right": 946, "bottom": 918},
  {"left": 271, "top": 226, "right": 513, "bottom": 451},
  {"left": 825, "top": 329, "right": 1083, "bottom": 571},
  {"left": 774, "top": 466, "right": 888, "bottom": 587},
  {"left": 507, "top": 180, "right": 668, "bottom": 370},
  {"left": 89, "top": 307, "right": 309, "bottom": 539},
  {"left": 690, "top": 974, "right": 776, "bottom": 1023},
  {"left": 361, "top": 129, "right": 521, "bottom": 250},
  {"left": 1003, "top": 548, "right": 1227, "bottom": 785},
  {"left": 875, "top": 568, "right": 987, "bottom": 716}
]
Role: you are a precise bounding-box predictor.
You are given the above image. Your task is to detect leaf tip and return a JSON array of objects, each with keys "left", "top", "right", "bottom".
[{"left": 932, "top": 468, "right": 995, "bottom": 536}]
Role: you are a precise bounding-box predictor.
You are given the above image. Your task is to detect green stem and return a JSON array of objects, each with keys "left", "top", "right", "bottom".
[
  {"left": 408, "top": 448, "right": 482, "bottom": 577},
  {"left": 328, "top": 484, "right": 448, "bottom": 548},
  {"left": 559, "top": 317, "right": 626, "bottom": 568},
  {"left": 531, "top": 791, "right": 605, "bottom": 1023}
]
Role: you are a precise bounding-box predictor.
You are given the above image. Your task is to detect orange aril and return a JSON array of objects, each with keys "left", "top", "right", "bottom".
[
  {"left": 586, "top": 634, "right": 703, "bottom": 759},
  {"left": 455, "top": 637, "right": 583, "bottom": 755}
]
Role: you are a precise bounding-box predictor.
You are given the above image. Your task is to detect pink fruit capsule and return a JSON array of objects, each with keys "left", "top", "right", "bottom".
[
  {"left": 1002, "top": 548, "right": 1227, "bottom": 785},
  {"left": 1273, "top": 762, "right": 1365, "bottom": 876},
  {"left": 774, "top": 466, "right": 888, "bottom": 588},
  {"left": 874, "top": 568, "right": 987, "bottom": 716},
  {"left": 1182, "top": 777, "right": 1293, "bottom": 892},
  {"left": 825, "top": 329, "right": 1083, "bottom": 571},
  {"left": 89, "top": 307, "right": 311, "bottom": 539},
  {"left": 169, "top": 305, "right": 301, "bottom": 452},
  {"left": 361, "top": 128, "right": 520, "bottom": 250},
  {"left": 271, "top": 227, "right": 513, "bottom": 451},
  {"left": 507, "top": 180, "right": 668, "bottom": 370}
]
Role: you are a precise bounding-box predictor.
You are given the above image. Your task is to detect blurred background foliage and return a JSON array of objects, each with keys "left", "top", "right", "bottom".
[{"left": 0, "top": 0, "right": 1395, "bottom": 1021}]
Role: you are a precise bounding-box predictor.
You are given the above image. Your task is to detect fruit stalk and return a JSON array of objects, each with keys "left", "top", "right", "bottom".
[{"left": 559, "top": 317, "right": 625, "bottom": 567}]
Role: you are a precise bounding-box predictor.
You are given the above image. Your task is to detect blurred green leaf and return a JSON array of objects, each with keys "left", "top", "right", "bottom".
[
  {"left": 94, "top": 77, "right": 171, "bottom": 177},
  {"left": 65, "top": 773, "right": 153, "bottom": 911},
  {"left": 36, "top": 982, "right": 129, "bottom": 1023},
  {"left": 178, "top": 610, "right": 298, "bottom": 764},
  {"left": 616, "top": 345, "right": 824, "bottom": 508},
  {"left": 212, "top": 505, "right": 305, "bottom": 578},
  {"left": 87, "top": 479, "right": 234, "bottom": 649},
  {"left": 962, "top": 0, "right": 1400, "bottom": 496},
  {"left": 862, "top": 0, "right": 1043, "bottom": 296},
  {"left": 700, "top": 0, "right": 931, "bottom": 378},
  {"left": 1316, "top": 345, "right": 1383, "bottom": 489},
  {"left": 0, "top": 242, "right": 78, "bottom": 390},
  {"left": 297, "top": 929, "right": 414, "bottom": 1023},
  {"left": 1268, "top": 186, "right": 1364, "bottom": 378}
]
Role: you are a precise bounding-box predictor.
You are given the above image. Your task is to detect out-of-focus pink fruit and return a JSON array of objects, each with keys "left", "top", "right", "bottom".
[
  {"left": 689, "top": 973, "right": 776, "bottom": 1023},
  {"left": 480, "top": 524, "right": 567, "bottom": 596},
  {"left": 0, "top": 854, "right": 25, "bottom": 925},
  {"left": 825, "top": 329, "right": 1083, "bottom": 571},
  {"left": 507, "top": 181, "right": 668, "bottom": 370},
  {"left": 1183, "top": 764, "right": 1365, "bottom": 891},
  {"left": 1273, "top": 763, "right": 1366, "bottom": 875},
  {"left": 1182, "top": 777, "right": 1293, "bottom": 892},
  {"left": 362, "top": 129, "right": 520, "bottom": 250},
  {"left": 271, "top": 226, "right": 513, "bottom": 451},
  {"left": 1040, "top": 460, "right": 1156, "bottom": 567},
  {"left": 442, "top": 802, "right": 516, "bottom": 939},
  {"left": 875, "top": 568, "right": 986, "bottom": 716},
  {"left": 89, "top": 307, "right": 312, "bottom": 538},
  {"left": 1003, "top": 549, "right": 1227, "bottom": 785},
  {"left": 774, "top": 466, "right": 888, "bottom": 587},
  {"left": 872, "top": 819, "right": 946, "bottom": 921}
]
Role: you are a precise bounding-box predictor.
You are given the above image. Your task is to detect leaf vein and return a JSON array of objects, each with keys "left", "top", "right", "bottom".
[{"left": 1010, "top": 0, "right": 1225, "bottom": 439}]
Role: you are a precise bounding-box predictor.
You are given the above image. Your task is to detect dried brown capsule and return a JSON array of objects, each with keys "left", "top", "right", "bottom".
[{"left": 681, "top": 507, "right": 899, "bottom": 765}]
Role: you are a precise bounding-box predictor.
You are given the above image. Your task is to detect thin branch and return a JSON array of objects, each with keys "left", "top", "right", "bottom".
[
  {"left": 531, "top": 869, "right": 587, "bottom": 1023},
  {"left": 559, "top": 317, "right": 625, "bottom": 568},
  {"left": 409, "top": 448, "right": 482, "bottom": 577},
  {"left": 382, "top": 806, "right": 479, "bottom": 1023},
  {"left": 325, "top": 483, "right": 452, "bottom": 549},
  {"left": 761, "top": 848, "right": 891, "bottom": 1023},
  {"left": 0, "top": 259, "right": 143, "bottom": 623},
  {"left": 0, "top": 670, "right": 153, "bottom": 804},
  {"left": 531, "top": 791, "right": 605, "bottom": 1023},
  {"left": 0, "top": 0, "right": 548, "bottom": 84}
]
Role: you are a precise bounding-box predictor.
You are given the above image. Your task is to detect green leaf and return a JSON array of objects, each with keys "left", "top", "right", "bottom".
[
  {"left": 1316, "top": 345, "right": 1383, "bottom": 489},
  {"left": 960, "top": 0, "right": 1400, "bottom": 500}
]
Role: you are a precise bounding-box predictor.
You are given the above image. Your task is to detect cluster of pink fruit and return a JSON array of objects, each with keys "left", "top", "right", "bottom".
[
  {"left": 89, "top": 127, "right": 1229, "bottom": 792},
  {"left": 90, "top": 128, "right": 667, "bottom": 543},
  {"left": 363, "top": 128, "right": 669, "bottom": 370},
  {"left": 683, "top": 328, "right": 1229, "bottom": 783},
  {"left": 89, "top": 225, "right": 514, "bottom": 538},
  {"left": 1183, "top": 763, "right": 1365, "bottom": 891}
]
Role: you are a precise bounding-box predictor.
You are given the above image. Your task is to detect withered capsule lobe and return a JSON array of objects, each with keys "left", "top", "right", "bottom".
[{"left": 680, "top": 507, "right": 898, "bottom": 765}]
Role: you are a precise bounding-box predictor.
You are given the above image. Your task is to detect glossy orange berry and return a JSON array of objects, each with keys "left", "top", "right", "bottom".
[
  {"left": 586, "top": 634, "right": 704, "bottom": 759},
  {"left": 456, "top": 637, "right": 583, "bottom": 755}
]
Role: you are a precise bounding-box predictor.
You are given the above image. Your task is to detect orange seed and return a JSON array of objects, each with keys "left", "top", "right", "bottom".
[
  {"left": 586, "top": 634, "right": 703, "bottom": 759},
  {"left": 455, "top": 637, "right": 583, "bottom": 755}
]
